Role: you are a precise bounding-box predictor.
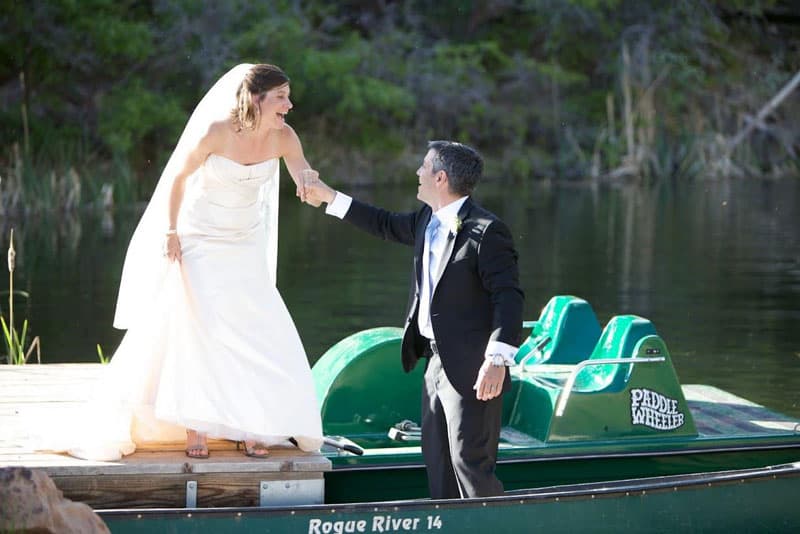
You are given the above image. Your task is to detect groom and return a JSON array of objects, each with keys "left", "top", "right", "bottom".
[{"left": 305, "top": 141, "right": 524, "bottom": 499}]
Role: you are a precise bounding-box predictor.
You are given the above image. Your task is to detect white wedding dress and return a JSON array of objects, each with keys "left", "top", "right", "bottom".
[{"left": 65, "top": 153, "right": 324, "bottom": 461}]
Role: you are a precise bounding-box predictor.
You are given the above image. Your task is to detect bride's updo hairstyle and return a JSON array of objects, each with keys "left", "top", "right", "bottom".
[{"left": 230, "top": 64, "right": 290, "bottom": 131}]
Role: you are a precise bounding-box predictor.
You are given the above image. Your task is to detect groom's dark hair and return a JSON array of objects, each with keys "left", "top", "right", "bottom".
[{"left": 428, "top": 140, "right": 483, "bottom": 196}]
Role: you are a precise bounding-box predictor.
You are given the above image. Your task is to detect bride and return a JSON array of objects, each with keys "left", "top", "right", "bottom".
[{"left": 69, "top": 63, "right": 324, "bottom": 461}]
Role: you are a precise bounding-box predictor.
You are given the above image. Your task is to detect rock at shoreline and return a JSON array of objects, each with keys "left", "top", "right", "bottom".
[{"left": 0, "top": 467, "right": 109, "bottom": 534}]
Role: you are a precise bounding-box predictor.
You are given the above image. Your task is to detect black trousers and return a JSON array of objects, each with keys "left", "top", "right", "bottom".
[{"left": 421, "top": 345, "right": 504, "bottom": 499}]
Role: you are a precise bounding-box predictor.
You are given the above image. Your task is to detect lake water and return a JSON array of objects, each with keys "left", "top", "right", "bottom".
[{"left": 2, "top": 177, "right": 799, "bottom": 418}]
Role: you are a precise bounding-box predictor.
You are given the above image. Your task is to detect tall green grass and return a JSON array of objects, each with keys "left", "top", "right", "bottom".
[{"left": 1, "top": 229, "right": 40, "bottom": 365}]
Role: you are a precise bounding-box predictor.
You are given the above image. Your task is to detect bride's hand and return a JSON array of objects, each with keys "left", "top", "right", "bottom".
[
  {"left": 300, "top": 169, "right": 322, "bottom": 207},
  {"left": 165, "top": 233, "right": 182, "bottom": 263}
]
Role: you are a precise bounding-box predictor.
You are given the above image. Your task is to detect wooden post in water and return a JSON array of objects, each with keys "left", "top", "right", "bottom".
[{"left": 726, "top": 70, "right": 800, "bottom": 155}]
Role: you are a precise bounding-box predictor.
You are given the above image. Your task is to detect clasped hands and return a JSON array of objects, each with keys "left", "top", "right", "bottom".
[{"left": 297, "top": 169, "right": 336, "bottom": 208}]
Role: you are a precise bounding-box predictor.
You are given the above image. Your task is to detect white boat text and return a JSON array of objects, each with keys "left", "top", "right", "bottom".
[
  {"left": 308, "top": 514, "right": 443, "bottom": 533},
  {"left": 630, "top": 387, "right": 685, "bottom": 430}
]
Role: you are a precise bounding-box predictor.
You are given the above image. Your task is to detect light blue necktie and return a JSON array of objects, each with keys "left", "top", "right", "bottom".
[
  {"left": 425, "top": 216, "right": 441, "bottom": 293},
  {"left": 419, "top": 216, "right": 440, "bottom": 338}
]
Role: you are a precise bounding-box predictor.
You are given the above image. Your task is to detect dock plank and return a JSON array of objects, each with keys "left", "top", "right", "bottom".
[
  {"left": 54, "top": 471, "right": 323, "bottom": 508},
  {"left": 0, "top": 364, "right": 330, "bottom": 509},
  {"left": 683, "top": 384, "right": 800, "bottom": 436}
]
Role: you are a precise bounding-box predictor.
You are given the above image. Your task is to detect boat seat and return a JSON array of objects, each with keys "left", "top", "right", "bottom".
[
  {"left": 572, "top": 314, "right": 658, "bottom": 393},
  {"left": 312, "top": 327, "right": 423, "bottom": 442},
  {"left": 522, "top": 315, "right": 657, "bottom": 391},
  {"left": 515, "top": 295, "right": 602, "bottom": 366},
  {"left": 507, "top": 330, "right": 698, "bottom": 442}
]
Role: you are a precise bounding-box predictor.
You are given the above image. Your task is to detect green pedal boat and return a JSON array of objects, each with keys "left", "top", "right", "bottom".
[{"left": 314, "top": 295, "right": 800, "bottom": 503}]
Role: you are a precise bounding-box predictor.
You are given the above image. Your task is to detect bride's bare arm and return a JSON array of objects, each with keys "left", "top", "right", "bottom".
[
  {"left": 165, "top": 125, "right": 221, "bottom": 262},
  {"left": 279, "top": 125, "right": 319, "bottom": 206}
]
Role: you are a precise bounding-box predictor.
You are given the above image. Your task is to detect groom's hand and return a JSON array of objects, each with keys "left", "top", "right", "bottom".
[
  {"left": 305, "top": 176, "right": 336, "bottom": 206},
  {"left": 473, "top": 360, "right": 505, "bottom": 401}
]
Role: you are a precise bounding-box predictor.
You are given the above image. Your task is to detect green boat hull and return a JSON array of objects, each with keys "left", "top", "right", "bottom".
[
  {"left": 325, "top": 444, "right": 800, "bottom": 504},
  {"left": 101, "top": 462, "right": 800, "bottom": 533}
]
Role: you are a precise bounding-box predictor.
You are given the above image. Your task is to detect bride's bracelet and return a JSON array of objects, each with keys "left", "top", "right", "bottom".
[{"left": 166, "top": 229, "right": 177, "bottom": 236}]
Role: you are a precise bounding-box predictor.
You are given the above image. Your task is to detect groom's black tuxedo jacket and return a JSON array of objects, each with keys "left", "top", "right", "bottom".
[{"left": 344, "top": 196, "right": 524, "bottom": 396}]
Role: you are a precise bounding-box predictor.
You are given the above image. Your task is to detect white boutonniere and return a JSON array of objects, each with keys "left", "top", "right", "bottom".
[{"left": 448, "top": 216, "right": 463, "bottom": 239}]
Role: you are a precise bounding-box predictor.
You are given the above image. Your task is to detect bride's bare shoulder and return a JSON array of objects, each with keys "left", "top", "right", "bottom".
[
  {"left": 275, "top": 123, "right": 302, "bottom": 150},
  {"left": 207, "top": 119, "right": 236, "bottom": 138},
  {"left": 194, "top": 119, "right": 235, "bottom": 152}
]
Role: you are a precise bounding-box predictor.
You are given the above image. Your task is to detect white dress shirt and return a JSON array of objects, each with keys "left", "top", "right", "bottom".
[
  {"left": 325, "top": 192, "right": 517, "bottom": 366},
  {"left": 417, "top": 197, "right": 467, "bottom": 339}
]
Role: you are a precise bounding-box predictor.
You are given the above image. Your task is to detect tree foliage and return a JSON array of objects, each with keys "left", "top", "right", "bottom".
[{"left": 1, "top": 0, "right": 798, "bottom": 206}]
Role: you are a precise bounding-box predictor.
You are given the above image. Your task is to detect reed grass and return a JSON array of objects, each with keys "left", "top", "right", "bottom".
[
  {"left": 0, "top": 141, "right": 132, "bottom": 217},
  {"left": 96, "top": 343, "right": 109, "bottom": 364},
  {"left": 2, "top": 229, "right": 40, "bottom": 364}
]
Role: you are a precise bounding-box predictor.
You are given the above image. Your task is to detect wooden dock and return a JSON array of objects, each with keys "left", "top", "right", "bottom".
[{"left": 0, "top": 364, "right": 331, "bottom": 509}]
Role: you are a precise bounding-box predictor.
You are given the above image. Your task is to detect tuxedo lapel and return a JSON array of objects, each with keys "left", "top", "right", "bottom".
[
  {"left": 432, "top": 198, "right": 473, "bottom": 290},
  {"left": 432, "top": 232, "right": 455, "bottom": 289}
]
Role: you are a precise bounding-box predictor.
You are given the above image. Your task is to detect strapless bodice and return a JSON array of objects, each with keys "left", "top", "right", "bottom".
[
  {"left": 197, "top": 154, "right": 278, "bottom": 204},
  {"left": 180, "top": 154, "right": 279, "bottom": 237}
]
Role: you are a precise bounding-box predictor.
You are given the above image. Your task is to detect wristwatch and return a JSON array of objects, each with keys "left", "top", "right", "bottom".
[{"left": 489, "top": 353, "right": 507, "bottom": 367}]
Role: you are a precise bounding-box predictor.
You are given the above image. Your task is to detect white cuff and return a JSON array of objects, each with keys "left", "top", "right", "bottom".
[
  {"left": 484, "top": 340, "right": 518, "bottom": 366},
  {"left": 325, "top": 192, "right": 352, "bottom": 219}
]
